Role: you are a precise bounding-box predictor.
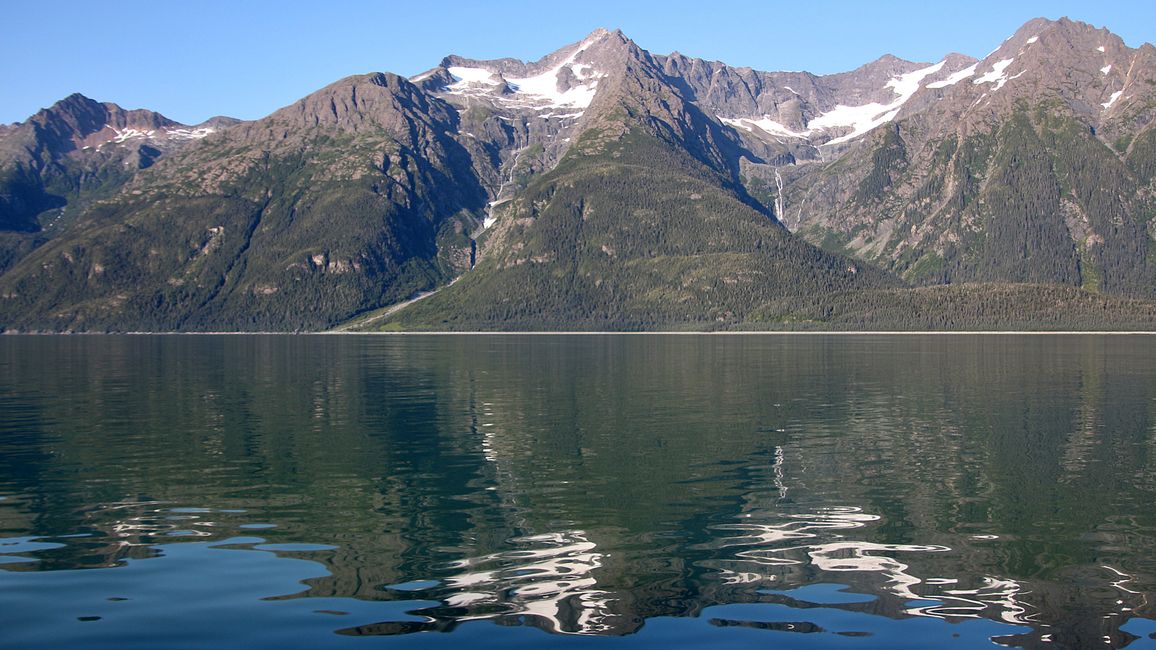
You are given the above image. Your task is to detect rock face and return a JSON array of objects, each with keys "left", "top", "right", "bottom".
[
  {"left": 0, "top": 94, "right": 226, "bottom": 230},
  {"left": 745, "top": 17, "right": 1156, "bottom": 298},
  {"left": 389, "top": 32, "right": 898, "bottom": 329},
  {"left": 0, "top": 73, "right": 487, "bottom": 331},
  {"left": 410, "top": 29, "right": 640, "bottom": 210},
  {"left": 0, "top": 16, "right": 1154, "bottom": 331},
  {"left": 0, "top": 94, "right": 230, "bottom": 276}
]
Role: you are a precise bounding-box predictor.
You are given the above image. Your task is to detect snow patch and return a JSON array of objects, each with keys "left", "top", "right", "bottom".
[
  {"left": 810, "top": 61, "right": 944, "bottom": 145},
  {"left": 972, "top": 58, "right": 1016, "bottom": 91},
  {"left": 448, "top": 66, "right": 501, "bottom": 86},
  {"left": 1102, "top": 90, "right": 1123, "bottom": 109},
  {"left": 1101, "top": 64, "right": 1112, "bottom": 75},
  {"left": 782, "top": 85, "right": 799, "bottom": 95},
  {"left": 1025, "top": 36, "right": 1039, "bottom": 44},
  {"left": 720, "top": 116, "right": 807, "bottom": 139},
  {"left": 1097, "top": 45, "right": 1106, "bottom": 53},
  {"left": 110, "top": 127, "right": 155, "bottom": 143},
  {"left": 538, "top": 111, "right": 584, "bottom": 120},
  {"left": 887, "top": 60, "right": 944, "bottom": 96},
  {"left": 165, "top": 127, "right": 214, "bottom": 140},
  {"left": 106, "top": 125, "right": 213, "bottom": 145},
  {"left": 725, "top": 61, "right": 955, "bottom": 145},
  {"left": 443, "top": 39, "right": 606, "bottom": 113},
  {"left": 926, "top": 63, "right": 978, "bottom": 89},
  {"left": 505, "top": 56, "right": 604, "bottom": 110}
]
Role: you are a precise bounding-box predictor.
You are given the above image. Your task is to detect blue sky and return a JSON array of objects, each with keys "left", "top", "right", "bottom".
[{"left": 3, "top": 0, "right": 1154, "bottom": 125}]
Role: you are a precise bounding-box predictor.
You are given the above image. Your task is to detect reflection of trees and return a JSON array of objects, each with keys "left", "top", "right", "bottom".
[{"left": 2, "top": 335, "right": 1155, "bottom": 646}]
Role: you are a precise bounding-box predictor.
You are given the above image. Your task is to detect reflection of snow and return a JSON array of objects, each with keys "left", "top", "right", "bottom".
[
  {"left": 906, "top": 576, "right": 1030, "bottom": 624},
  {"left": 438, "top": 530, "right": 616, "bottom": 634},
  {"left": 809, "top": 540, "right": 949, "bottom": 599},
  {"left": 709, "top": 502, "right": 1038, "bottom": 625},
  {"left": 711, "top": 505, "right": 1037, "bottom": 624},
  {"left": 704, "top": 448, "right": 1037, "bottom": 628},
  {"left": 1103, "top": 564, "right": 1149, "bottom": 616}
]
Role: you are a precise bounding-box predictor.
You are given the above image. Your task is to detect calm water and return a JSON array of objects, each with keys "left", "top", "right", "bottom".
[{"left": 1, "top": 334, "right": 1155, "bottom": 649}]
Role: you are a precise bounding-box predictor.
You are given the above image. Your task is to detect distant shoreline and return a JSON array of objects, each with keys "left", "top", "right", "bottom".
[{"left": 4, "top": 331, "right": 1155, "bottom": 336}]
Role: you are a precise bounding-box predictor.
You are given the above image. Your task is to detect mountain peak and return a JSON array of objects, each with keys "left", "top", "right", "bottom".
[
  {"left": 984, "top": 16, "right": 1129, "bottom": 61},
  {"left": 847, "top": 53, "right": 924, "bottom": 75},
  {"left": 246, "top": 70, "right": 456, "bottom": 135},
  {"left": 52, "top": 92, "right": 101, "bottom": 111}
]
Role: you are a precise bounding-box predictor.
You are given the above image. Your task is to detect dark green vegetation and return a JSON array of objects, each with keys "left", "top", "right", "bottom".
[
  {"left": 382, "top": 126, "right": 897, "bottom": 330},
  {"left": 749, "top": 283, "right": 1156, "bottom": 330},
  {"left": 0, "top": 95, "right": 168, "bottom": 277},
  {"left": 794, "top": 102, "right": 1156, "bottom": 302},
  {"left": 0, "top": 75, "right": 486, "bottom": 331}
]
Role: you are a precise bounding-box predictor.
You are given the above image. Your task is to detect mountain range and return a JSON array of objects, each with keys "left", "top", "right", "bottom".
[{"left": 1, "top": 17, "right": 1154, "bottom": 331}]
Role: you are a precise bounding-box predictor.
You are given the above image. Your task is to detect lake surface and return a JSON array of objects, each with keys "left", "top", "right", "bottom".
[{"left": 1, "top": 334, "right": 1155, "bottom": 649}]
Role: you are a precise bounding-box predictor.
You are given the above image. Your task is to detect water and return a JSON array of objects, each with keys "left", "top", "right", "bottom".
[{"left": 0, "top": 334, "right": 1154, "bottom": 648}]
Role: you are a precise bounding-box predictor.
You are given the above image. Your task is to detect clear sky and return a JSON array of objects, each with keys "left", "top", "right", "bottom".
[{"left": 3, "top": 0, "right": 1154, "bottom": 125}]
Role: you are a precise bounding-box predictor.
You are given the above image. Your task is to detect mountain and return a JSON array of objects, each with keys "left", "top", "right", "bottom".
[
  {"left": 383, "top": 30, "right": 898, "bottom": 330},
  {"left": 0, "top": 73, "right": 487, "bottom": 331},
  {"left": 0, "top": 93, "right": 229, "bottom": 230},
  {"left": 0, "top": 94, "right": 231, "bottom": 275},
  {"left": 1, "top": 17, "right": 1154, "bottom": 332},
  {"left": 729, "top": 18, "right": 1156, "bottom": 298}
]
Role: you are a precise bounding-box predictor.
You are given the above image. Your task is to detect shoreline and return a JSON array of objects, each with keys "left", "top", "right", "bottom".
[{"left": 3, "top": 330, "right": 1155, "bottom": 336}]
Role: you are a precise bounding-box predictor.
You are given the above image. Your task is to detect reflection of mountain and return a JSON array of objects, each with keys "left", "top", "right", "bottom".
[
  {"left": 1, "top": 335, "right": 1155, "bottom": 647},
  {"left": 433, "top": 530, "right": 620, "bottom": 634},
  {"left": 705, "top": 501, "right": 1033, "bottom": 625}
]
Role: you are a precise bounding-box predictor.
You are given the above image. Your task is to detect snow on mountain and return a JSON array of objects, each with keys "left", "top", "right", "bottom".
[
  {"left": 165, "top": 127, "right": 215, "bottom": 140},
  {"left": 110, "top": 127, "right": 155, "bottom": 143},
  {"left": 799, "top": 60, "right": 943, "bottom": 143},
  {"left": 106, "top": 125, "right": 215, "bottom": 146},
  {"left": 926, "top": 63, "right": 978, "bottom": 89},
  {"left": 812, "top": 61, "right": 945, "bottom": 144},
  {"left": 719, "top": 60, "right": 953, "bottom": 146},
  {"left": 436, "top": 33, "right": 608, "bottom": 115},
  {"left": 719, "top": 116, "right": 808, "bottom": 139},
  {"left": 972, "top": 58, "right": 1019, "bottom": 91},
  {"left": 447, "top": 66, "right": 501, "bottom": 86}
]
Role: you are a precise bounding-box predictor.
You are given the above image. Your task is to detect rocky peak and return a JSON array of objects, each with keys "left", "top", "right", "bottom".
[
  {"left": 415, "top": 28, "right": 635, "bottom": 114},
  {"left": 987, "top": 16, "right": 1127, "bottom": 64},
  {"left": 819, "top": 54, "right": 937, "bottom": 107},
  {"left": 252, "top": 72, "right": 454, "bottom": 134},
  {"left": 138, "top": 70, "right": 481, "bottom": 202},
  {"left": 26, "top": 94, "right": 116, "bottom": 154},
  {"left": 198, "top": 116, "right": 243, "bottom": 131},
  {"left": 1, "top": 94, "right": 177, "bottom": 163},
  {"left": 916, "top": 16, "right": 1156, "bottom": 132},
  {"left": 0, "top": 93, "right": 230, "bottom": 167}
]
